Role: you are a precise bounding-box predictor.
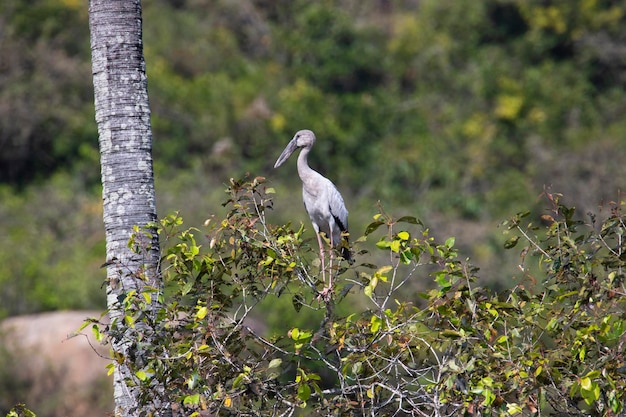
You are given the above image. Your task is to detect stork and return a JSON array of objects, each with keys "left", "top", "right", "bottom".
[{"left": 274, "top": 129, "right": 350, "bottom": 293}]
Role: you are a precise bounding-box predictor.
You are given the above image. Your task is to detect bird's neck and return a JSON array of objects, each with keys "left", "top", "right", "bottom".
[{"left": 296, "top": 147, "right": 315, "bottom": 181}]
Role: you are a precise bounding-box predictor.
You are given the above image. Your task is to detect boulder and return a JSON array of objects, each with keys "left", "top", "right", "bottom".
[{"left": 0, "top": 311, "right": 112, "bottom": 417}]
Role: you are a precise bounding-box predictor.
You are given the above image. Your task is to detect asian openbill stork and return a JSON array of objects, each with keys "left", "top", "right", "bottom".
[{"left": 274, "top": 129, "right": 350, "bottom": 292}]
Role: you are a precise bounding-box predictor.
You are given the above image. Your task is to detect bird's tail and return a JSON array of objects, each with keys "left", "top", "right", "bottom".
[
  {"left": 339, "top": 234, "right": 353, "bottom": 264},
  {"left": 341, "top": 245, "right": 353, "bottom": 264}
]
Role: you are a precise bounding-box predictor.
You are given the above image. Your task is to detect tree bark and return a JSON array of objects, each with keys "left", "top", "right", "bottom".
[{"left": 89, "top": 1, "right": 169, "bottom": 415}]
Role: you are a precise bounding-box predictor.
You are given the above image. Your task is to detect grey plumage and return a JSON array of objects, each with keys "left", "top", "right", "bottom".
[{"left": 274, "top": 129, "right": 351, "bottom": 264}]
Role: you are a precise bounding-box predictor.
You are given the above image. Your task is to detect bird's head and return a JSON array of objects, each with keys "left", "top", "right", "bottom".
[
  {"left": 274, "top": 129, "right": 316, "bottom": 168},
  {"left": 293, "top": 129, "right": 316, "bottom": 148}
]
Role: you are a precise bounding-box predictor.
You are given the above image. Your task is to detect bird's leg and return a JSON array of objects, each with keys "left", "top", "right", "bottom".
[
  {"left": 317, "top": 232, "right": 336, "bottom": 301},
  {"left": 316, "top": 232, "right": 327, "bottom": 285},
  {"left": 328, "top": 234, "right": 335, "bottom": 290}
]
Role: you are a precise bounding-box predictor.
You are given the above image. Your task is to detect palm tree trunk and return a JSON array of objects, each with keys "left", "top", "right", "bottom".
[{"left": 89, "top": 1, "right": 169, "bottom": 415}]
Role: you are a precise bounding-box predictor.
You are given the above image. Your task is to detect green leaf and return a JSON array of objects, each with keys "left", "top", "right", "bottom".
[
  {"left": 399, "top": 250, "right": 413, "bottom": 264},
  {"left": 136, "top": 370, "right": 148, "bottom": 381},
  {"left": 397, "top": 231, "right": 410, "bottom": 241},
  {"left": 364, "top": 284, "right": 373, "bottom": 298},
  {"left": 506, "top": 402, "right": 523, "bottom": 415},
  {"left": 397, "top": 216, "right": 421, "bottom": 225},
  {"left": 196, "top": 306, "right": 208, "bottom": 320},
  {"left": 580, "top": 379, "right": 600, "bottom": 405},
  {"left": 364, "top": 221, "right": 385, "bottom": 236},
  {"left": 187, "top": 372, "right": 200, "bottom": 390},
  {"left": 183, "top": 393, "right": 200, "bottom": 405},
  {"left": 580, "top": 376, "right": 592, "bottom": 391},
  {"left": 441, "top": 329, "right": 462, "bottom": 338},
  {"left": 481, "top": 388, "right": 495, "bottom": 406},
  {"left": 609, "top": 390, "right": 621, "bottom": 414},
  {"left": 569, "top": 380, "right": 580, "bottom": 399},
  {"left": 370, "top": 315, "right": 383, "bottom": 333},
  {"left": 91, "top": 324, "right": 103, "bottom": 343},
  {"left": 307, "top": 372, "right": 321, "bottom": 381},
  {"left": 291, "top": 328, "right": 300, "bottom": 340},
  {"left": 370, "top": 275, "right": 379, "bottom": 290},
  {"left": 106, "top": 363, "right": 115, "bottom": 376},
  {"left": 232, "top": 373, "right": 245, "bottom": 389},
  {"left": 188, "top": 244, "right": 200, "bottom": 258},
  {"left": 76, "top": 317, "right": 96, "bottom": 333},
  {"left": 585, "top": 370, "right": 601, "bottom": 379},
  {"left": 142, "top": 291, "right": 152, "bottom": 304},
  {"left": 181, "top": 279, "right": 194, "bottom": 296},
  {"left": 268, "top": 358, "right": 282, "bottom": 369},
  {"left": 124, "top": 314, "right": 135, "bottom": 328},
  {"left": 292, "top": 293, "right": 304, "bottom": 313},
  {"left": 377, "top": 265, "right": 392, "bottom": 275},
  {"left": 504, "top": 236, "right": 520, "bottom": 249},
  {"left": 376, "top": 239, "right": 391, "bottom": 249},
  {"left": 297, "top": 383, "right": 311, "bottom": 402},
  {"left": 434, "top": 272, "right": 451, "bottom": 289},
  {"left": 445, "top": 237, "right": 455, "bottom": 249},
  {"left": 290, "top": 328, "right": 312, "bottom": 344}
]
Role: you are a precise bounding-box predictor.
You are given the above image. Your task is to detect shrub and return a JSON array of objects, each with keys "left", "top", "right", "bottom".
[{"left": 86, "top": 178, "right": 626, "bottom": 416}]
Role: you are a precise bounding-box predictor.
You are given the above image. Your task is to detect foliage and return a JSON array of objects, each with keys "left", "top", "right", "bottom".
[
  {"left": 3, "top": 0, "right": 626, "bottom": 207},
  {"left": 0, "top": 173, "right": 105, "bottom": 319},
  {"left": 2, "top": 0, "right": 626, "bottom": 412},
  {"left": 5, "top": 404, "right": 36, "bottom": 417},
  {"left": 2, "top": 0, "right": 626, "bottom": 317},
  {"left": 0, "top": 0, "right": 94, "bottom": 185},
  {"left": 86, "top": 178, "right": 626, "bottom": 416}
]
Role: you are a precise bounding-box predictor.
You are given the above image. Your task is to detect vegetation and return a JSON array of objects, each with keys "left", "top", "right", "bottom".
[
  {"left": 82, "top": 177, "right": 626, "bottom": 416},
  {"left": 2, "top": 0, "right": 626, "bottom": 413},
  {"left": 2, "top": 0, "right": 626, "bottom": 318}
]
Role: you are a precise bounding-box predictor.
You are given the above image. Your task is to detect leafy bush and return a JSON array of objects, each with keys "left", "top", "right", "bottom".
[
  {"left": 87, "top": 178, "right": 626, "bottom": 416},
  {"left": 5, "top": 404, "right": 36, "bottom": 417},
  {"left": 4, "top": 1, "right": 626, "bottom": 308}
]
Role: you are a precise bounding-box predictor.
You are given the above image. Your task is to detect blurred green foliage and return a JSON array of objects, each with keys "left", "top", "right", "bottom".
[
  {"left": 1, "top": 0, "right": 626, "bottom": 317},
  {"left": 0, "top": 173, "right": 105, "bottom": 316}
]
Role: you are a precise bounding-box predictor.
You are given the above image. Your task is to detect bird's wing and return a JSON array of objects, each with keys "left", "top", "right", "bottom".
[
  {"left": 327, "top": 181, "right": 348, "bottom": 233},
  {"left": 302, "top": 195, "right": 319, "bottom": 234},
  {"left": 327, "top": 180, "right": 352, "bottom": 262}
]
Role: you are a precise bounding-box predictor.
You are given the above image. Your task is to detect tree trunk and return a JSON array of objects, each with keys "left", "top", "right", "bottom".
[{"left": 89, "top": 1, "right": 169, "bottom": 415}]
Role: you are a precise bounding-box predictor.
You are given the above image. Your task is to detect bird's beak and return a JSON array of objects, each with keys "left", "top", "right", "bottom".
[{"left": 274, "top": 138, "right": 298, "bottom": 168}]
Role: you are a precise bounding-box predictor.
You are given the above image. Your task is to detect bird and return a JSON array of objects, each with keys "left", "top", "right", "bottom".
[{"left": 274, "top": 129, "right": 350, "bottom": 292}]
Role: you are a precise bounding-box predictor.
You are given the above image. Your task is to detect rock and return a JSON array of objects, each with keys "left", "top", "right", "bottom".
[{"left": 0, "top": 311, "right": 112, "bottom": 417}]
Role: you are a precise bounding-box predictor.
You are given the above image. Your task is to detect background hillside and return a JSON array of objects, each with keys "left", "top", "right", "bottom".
[{"left": 1, "top": 0, "right": 626, "bottom": 319}]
